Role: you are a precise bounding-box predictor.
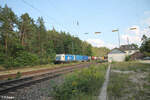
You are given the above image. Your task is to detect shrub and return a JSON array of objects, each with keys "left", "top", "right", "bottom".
[
  {"left": 125, "top": 56, "right": 130, "bottom": 61},
  {"left": 4, "top": 57, "right": 14, "bottom": 69},
  {"left": 4, "top": 51, "right": 39, "bottom": 68},
  {"left": 16, "top": 72, "right": 22, "bottom": 79},
  {"left": 0, "top": 52, "right": 6, "bottom": 65},
  {"left": 52, "top": 64, "right": 107, "bottom": 100},
  {"left": 14, "top": 51, "right": 39, "bottom": 66}
]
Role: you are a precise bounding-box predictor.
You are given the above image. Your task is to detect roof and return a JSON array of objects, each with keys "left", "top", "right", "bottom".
[
  {"left": 108, "top": 48, "right": 126, "bottom": 54},
  {"left": 120, "top": 45, "right": 138, "bottom": 51}
]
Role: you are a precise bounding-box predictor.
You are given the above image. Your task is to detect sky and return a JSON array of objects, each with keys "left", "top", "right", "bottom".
[{"left": 0, "top": 0, "right": 150, "bottom": 49}]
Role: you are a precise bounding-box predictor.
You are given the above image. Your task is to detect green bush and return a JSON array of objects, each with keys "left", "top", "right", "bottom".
[
  {"left": 0, "top": 52, "right": 6, "bottom": 64},
  {"left": 4, "top": 51, "right": 39, "bottom": 68},
  {"left": 125, "top": 56, "right": 130, "bottom": 61},
  {"left": 14, "top": 51, "right": 39, "bottom": 66},
  {"left": 52, "top": 64, "right": 107, "bottom": 100},
  {"left": 16, "top": 72, "right": 22, "bottom": 79},
  {"left": 4, "top": 57, "right": 14, "bottom": 69}
]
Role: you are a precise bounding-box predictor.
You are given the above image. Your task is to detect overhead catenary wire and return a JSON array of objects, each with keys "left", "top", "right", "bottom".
[
  {"left": 22, "top": 0, "right": 74, "bottom": 33},
  {"left": 46, "top": 0, "right": 80, "bottom": 37}
]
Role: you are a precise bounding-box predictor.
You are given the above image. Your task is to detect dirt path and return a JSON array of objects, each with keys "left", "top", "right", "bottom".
[{"left": 98, "top": 64, "right": 111, "bottom": 100}]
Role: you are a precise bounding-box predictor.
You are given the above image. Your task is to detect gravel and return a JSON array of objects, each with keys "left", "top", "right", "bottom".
[{"left": 2, "top": 76, "right": 64, "bottom": 100}]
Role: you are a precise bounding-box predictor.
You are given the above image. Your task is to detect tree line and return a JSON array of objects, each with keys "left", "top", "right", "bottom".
[
  {"left": 140, "top": 35, "right": 150, "bottom": 56},
  {"left": 0, "top": 5, "right": 92, "bottom": 68}
]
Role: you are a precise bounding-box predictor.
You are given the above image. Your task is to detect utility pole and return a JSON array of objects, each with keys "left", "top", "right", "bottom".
[
  {"left": 117, "top": 29, "right": 120, "bottom": 47},
  {"left": 72, "top": 42, "right": 74, "bottom": 54},
  {"left": 112, "top": 29, "right": 120, "bottom": 48},
  {"left": 127, "top": 37, "right": 129, "bottom": 45}
]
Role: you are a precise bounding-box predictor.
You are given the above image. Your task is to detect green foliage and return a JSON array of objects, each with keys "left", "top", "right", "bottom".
[
  {"left": 4, "top": 51, "right": 39, "bottom": 68},
  {"left": 0, "top": 5, "right": 92, "bottom": 68},
  {"left": 140, "top": 35, "right": 150, "bottom": 56},
  {"left": 108, "top": 73, "right": 131, "bottom": 98},
  {"left": 14, "top": 51, "right": 39, "bottom": 66},
  {"left": 4, "top": 57, "right": 14, "bottom": 69},
  {"left": 0, "top": 51, "right": 5, "bottom": 64},
  {"left": 109, "top": 62, "right": 150, "bottom": 99},
  {"left": 52, "top": 64, "right": 107, "bottom": 100},
  {"left": 125, "top": 56, "right": 130, "bottom": 61},
  {"left": 92, "top": 47, "right": 110, "bottom": 56},
  {"left": 143, "top": 51, "right": 150, "bottom": 57},
  {"left": 7, "top": 77, "right": 13, "bottom": 80},
  {"left": 16, "top": 72, "right": 21, "bottom": 79}
]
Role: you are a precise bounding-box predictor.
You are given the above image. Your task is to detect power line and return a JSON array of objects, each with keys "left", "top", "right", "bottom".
[
  {"left": 22, "top": 0, "right": 73, "bottom": 33},
  {"left": 47, "top": 0, "right": 80, "bottom": 36}
]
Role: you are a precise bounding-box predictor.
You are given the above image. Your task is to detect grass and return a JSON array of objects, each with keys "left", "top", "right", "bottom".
[
  {"left": 111, "top": 61, "right": 150, "bottom": 72},
  {"left": 108, "top": 72, "right": 135, "bottom": 100},
  {"left": 0, "top": 62, "right": 84, "bottom": 76},
  {"left": 51, "top": 63, "right": 108, "bottom": 100},
  {"left": 70, "top": 93, "right": 97, "bottom": 100},
  {"left": 108, "top": 61, "right": 150, "bottom": 100}
]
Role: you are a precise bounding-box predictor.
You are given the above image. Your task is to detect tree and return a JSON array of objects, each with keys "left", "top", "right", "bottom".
[
  {"left": 36, "top": 17, "right": 47, "bottom": 56},
  {"left": 130, "top": 43, "right": 138, "bottom": 49},
  {"left": 0, "top": 5, "right": 18, "bottom": 55},
  {"left": 18, "top": 13, "right": 35, "bottom": 49},
  {"left": 0, "top": 5, "right": 94, "bottom": 67},
  {"left": 140, "top": 35, "right": 150, "bottom": 56}
]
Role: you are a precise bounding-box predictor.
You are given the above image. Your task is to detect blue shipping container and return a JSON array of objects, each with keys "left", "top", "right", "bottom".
[
  {"left": 75, "top": 55, "right": 83, "bottom": 61},
  {"left": 83, "top": 56, "right": 88, "bottom": 61}
]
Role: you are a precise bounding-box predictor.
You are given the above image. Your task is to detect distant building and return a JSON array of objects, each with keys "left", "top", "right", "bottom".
[
  {"left": 108, "top": 44, "right": 139, "bottom": 62},
  {"left": 108, "top": 48, "right": 126, "bottom": 62},
  {"left": 130, "top": 52, "right": 144, "bottom": 60},
  {"left": 119, "top": 45, "right": 139, "bottom": 56}
]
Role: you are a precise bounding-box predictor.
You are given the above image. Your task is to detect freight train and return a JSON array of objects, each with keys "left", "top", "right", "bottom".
[{"left": 55, "top": 54, "right": 90, "bottom": 63}]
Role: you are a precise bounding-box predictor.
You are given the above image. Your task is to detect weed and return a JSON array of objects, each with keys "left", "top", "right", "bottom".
[
  {"left": 7, "top": 77, "right": 13, "bottom": 80},
  {"left": 16, "top": 72, "right": 21, "bottom": 79},
  {"left": 109, "top": 61, "right": 150, "bottom": 100},
  {"left": 52, "top": 64, "right": 107, "bottom": 100}
]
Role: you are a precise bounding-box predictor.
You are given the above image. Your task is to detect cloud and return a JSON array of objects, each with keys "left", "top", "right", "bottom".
[
  {"left": 140, "top": 17, "right": 150, "bottom": 26},
  {"left": 143, "top": 17, "right": 150, "bottom": 26},
  {"left": 121, "top": 34, "right": 141, "bottom": 45},
  {"left": 144, "top": 11, "right": 150, "bottom": 15},
  {"left": 121, "top": 25, "right": 150, "bottom": 46},
  {"left": 86, "top": 38, "right": 117, "bottom": 49}
]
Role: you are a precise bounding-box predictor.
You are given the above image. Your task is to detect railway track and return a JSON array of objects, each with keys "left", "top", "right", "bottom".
[{"left": 0, "top": 63, "right": 91, "bottom": 96}]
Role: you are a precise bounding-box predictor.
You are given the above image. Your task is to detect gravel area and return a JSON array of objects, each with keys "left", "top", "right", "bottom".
[
  {"left": 2, "top": 76, "right": 64, "bottom": 100},
  {"left": 111, "top": 69, "right": 135, "bottom": 74}
]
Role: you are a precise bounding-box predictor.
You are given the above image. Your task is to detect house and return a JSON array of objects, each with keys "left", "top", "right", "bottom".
[
  {"left": 119, "top": 45, "right": 139, "bottom": 56},
  {"left": 130, "top": 52, "right": 144, "bottom": 60},
  {"left": 108, "top": 48, "right": 126, "bottom": 62}
]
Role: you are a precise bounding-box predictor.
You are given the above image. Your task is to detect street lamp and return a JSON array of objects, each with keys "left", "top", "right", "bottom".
[
  {"left": 95, "top": 32, "right": 101, "bottom": 34},
  {"left": 127, "top": 27, "right": 137, "bottom": 45},
  {"left": 112, "top": 29, "right": 120, "bottom": 48},
  {"left": 129, "top": 27, "right": 137, "bottom": 30}
]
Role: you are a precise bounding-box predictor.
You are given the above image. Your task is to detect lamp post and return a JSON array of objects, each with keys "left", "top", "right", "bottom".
[
  {"left": 112, "top": 29, "right": 120, "bottom": 48},
  {"left": 95, "top": 32, "right": 101, "bottom": 34},
  {"left": 129, "top": 27, "right": 137, "bottom": 30},
  {"left": 128, "top": 27, "right": 137, "bottom": 45}
]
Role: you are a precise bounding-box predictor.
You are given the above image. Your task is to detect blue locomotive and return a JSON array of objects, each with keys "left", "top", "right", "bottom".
[{"left": 55, "top": 54, "right": 89, "bottom": 63}]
